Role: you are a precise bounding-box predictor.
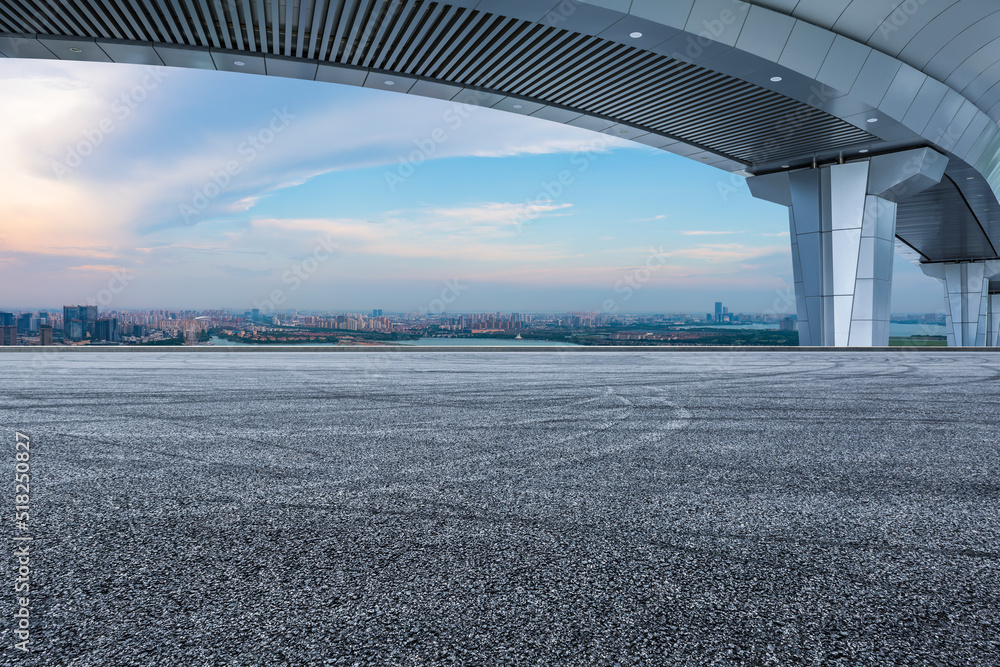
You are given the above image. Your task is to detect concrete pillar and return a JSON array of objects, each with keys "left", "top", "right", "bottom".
[
  {"left": 919, "top": 262, "right": 1000, "bottom": 346},
  {"left": 988, "top": 292, "right": 1000, "bottom": 347},
  {"left": 748, "top": 148, "right": 947, "bottom": 346}
]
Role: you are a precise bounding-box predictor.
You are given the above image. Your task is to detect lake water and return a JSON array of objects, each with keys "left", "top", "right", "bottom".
[
  {"left": 208, "top": 325, "right": 947, "bottom": 348},
  {"left": 675, "top": 323, "right": 947, "bottom": 337},
  {"left": 675, "top": 323, "right": 779, "bottom": 331},
  {"left": 399, "top": 337, "right": 580, "bottom": 347},
  {"left": 206, "top": 336, "right": 579, "bottom": 347}
]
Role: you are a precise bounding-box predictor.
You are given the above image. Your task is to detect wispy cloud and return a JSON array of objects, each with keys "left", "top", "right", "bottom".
[
  {"left": 0, "top": 59, "right": 635, "bottom": 258},
  {"left": 66, "top": 264, "right": 126, "bottom": 272},
  {"left": 249, "top": 201, "right": 575, "bottom": 263},
  {"left": 667, "top": 244, "right": 787, "bottom": 263}
]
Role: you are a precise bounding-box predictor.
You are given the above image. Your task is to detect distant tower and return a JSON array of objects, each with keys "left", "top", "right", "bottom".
[
  {"left": 39, "top": 325, "right": 53, "bottom": 346},
  {"left": 95, "top": 318, "right": 120, "bottom": 342},
  {"left": 63, "top": 306, "right": 79, "bottom": 337},
  {"left": 714, "top": 302, "right": 723, "bottom": 323},
  {"left": 0, "top": 325, "right": 16, "bottom": 346},
  {"left": 84, "top": 305, "right": 98, "bottom": 337}
]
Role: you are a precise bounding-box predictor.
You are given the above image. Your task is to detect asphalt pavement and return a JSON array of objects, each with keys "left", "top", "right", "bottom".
[{"left": 1, "top": 351, "right": 998, "bottom": 665}]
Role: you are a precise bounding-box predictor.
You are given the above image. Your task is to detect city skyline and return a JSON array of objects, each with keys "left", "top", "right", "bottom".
[
  {"left": 4, "top": 302, "right": 948, "bottom": 349},
  {"left": 2, "top": 59, "right": 941, "bottom": 314}
]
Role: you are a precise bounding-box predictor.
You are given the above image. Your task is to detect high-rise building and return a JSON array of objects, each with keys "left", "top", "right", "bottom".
[
  {"left": 714, "top": 302, "right": 723, "bottom": 323},
  {"left": 0, "top": 312, "right": 13, "bottom": 326},
  {"left": 63, "top": 305, "right": 98, "bottom": 340},
  {"left": 0, "top": 325, "right": 16, "bottom": 346},
  {"left": 68, "top": 319, "right": 84, "bottom": 342},
  {"left": 39, "top": 325, "right": 53, "bottom": 346},
  {"left": 16, "top": 313, "right": 31, "bottom": 334},
  {"left": 83, "top": 305, "right": 97, "bottom": 336},
  {"left": 63, "top": 306, "right": 80, "bottom": 338},
  {"left": 95, "top": 318, "right": 119, "bottom": 342},
  {"left": 372, "top": 309, "right": 383, "bottom": 317}
]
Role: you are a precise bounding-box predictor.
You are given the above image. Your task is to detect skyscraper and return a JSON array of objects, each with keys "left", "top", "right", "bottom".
[
  {"left": 63, "top": 305, "right": 98, "bottom": 340},
  {"left": 83, "top": 305, "right": 98, "bottom": 337},
  {"left": 39, "top": 325, "right": 53, "bottom": 346},
  {"left": 68, "top": 319, "right": 84, "bottom": 342},
  {"left": 63, "top": 306, "right": 80, "bottom": 337},
  {"left": 95, "top": 318, "right": 119, "bottom": 343},
  {"left": 0, "top": 325, "right": 16, "bottom": 346},
  {"left": 714, "top": 302, "right": 723, "bottom": 323}
]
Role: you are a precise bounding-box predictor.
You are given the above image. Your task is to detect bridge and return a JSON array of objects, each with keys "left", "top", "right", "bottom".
[{"left": 3, "top": 0, "right": 1000, "bottom": 346}]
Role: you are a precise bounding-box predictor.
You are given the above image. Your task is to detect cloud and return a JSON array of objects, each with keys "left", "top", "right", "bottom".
[
  {"left": 680, "top": 230, "right": 742, "bottom": 236},
  {"left": 66, "top": 264, "right": 127, "bottom": 272},
  {"left": 667, "top": 244, "right": 788, "bottom": 263},
  {"left": 0, "top": 59, "right": 635, "bottom": 261},
  {"left": 247, "top": 201, "right": 575, "bottom": 263}
]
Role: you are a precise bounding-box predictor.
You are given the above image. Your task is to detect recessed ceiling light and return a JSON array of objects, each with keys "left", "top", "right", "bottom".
[
  {"left": 781, "top": 165, "right": 789, "bottom": 169},
  {"left": 69, "top": 47, "right": 82, "bottom": 53},
  {"left": 967, "top": 176, "right": 976, "bottom": 180},
  {"left": 866, "top": 118, "right": 878, "bottom": 123},
  {"left": 513, "top": 104, "right": 523, "bottom": 109},
  {"left": 233, "top": 60, "right": 245, "bottom": 66},
  {"left": 384, "top": 80, "right": 394, "bottom": 85},
  {"left": 629, "top": 32, "right": 643, "bottom": 39},
  {"left": 770, "top": 76, "right": 782, "bottom": 82},
  {"left": 620, "top": 129, "right": 629, "bottom": 134},
  {"left": 859, "top": 149, "right": 869, "bottom": 153}
]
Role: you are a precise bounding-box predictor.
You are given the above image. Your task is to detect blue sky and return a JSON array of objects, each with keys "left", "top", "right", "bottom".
[{"left": 0, "top": 58, "right": 940, "bottom": 314}]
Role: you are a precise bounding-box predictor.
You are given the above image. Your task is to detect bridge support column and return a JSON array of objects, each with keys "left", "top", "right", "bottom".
[
  {"left": 747, "top": 148, "right": 947, "bottom": 346},
  {"left": 918, "top": 261, "right": 1000, "bottom": 346}
]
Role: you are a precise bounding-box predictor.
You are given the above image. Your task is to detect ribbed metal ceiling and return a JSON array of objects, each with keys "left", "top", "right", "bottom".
[
  {"left": 896, "top": 176, "right": 998, "bottom": 262},
  {"left": 0, "top": 0, "right": 876, "bottom": 166}
]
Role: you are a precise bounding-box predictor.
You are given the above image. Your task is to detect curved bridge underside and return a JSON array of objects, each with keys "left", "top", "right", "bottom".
[{"left": 3, "top": 0, "right": 1000, "bottom": 343}]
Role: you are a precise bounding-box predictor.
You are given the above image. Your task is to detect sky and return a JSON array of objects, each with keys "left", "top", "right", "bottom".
[{"left": 0, "top": 58, "right": 942, "bottom": 315}]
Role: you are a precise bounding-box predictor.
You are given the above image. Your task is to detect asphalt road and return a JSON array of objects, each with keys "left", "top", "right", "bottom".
[{"left": 1, "top": 351, "right": 998, "bottom": 665}]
